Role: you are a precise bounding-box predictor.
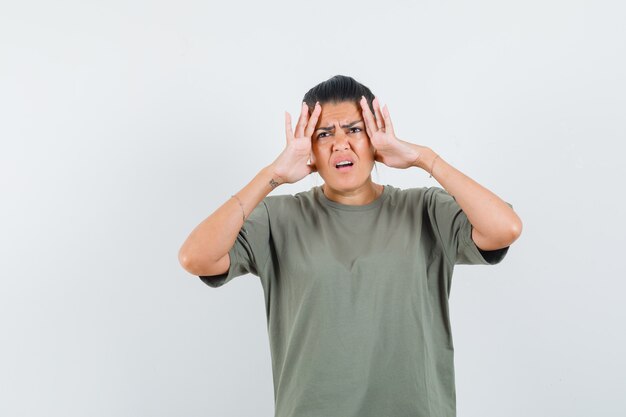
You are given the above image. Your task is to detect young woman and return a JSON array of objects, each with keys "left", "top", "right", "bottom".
[{"left": 179, "top": 75, "right": 522, "bottom": 417}]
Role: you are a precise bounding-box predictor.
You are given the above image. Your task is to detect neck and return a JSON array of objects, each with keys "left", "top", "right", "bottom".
[{"left": 322, "top": 181, "right": 383, "bottom": 206}]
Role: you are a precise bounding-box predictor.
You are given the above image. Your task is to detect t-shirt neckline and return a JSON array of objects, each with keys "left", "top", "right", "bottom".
[{"left": 315, "top": 184, "right": 390, "bottom": 211}]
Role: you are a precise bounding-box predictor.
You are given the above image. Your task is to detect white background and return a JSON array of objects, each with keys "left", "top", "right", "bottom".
[{"left": 1, "top": 0, "right": 625, "bottom": 416}]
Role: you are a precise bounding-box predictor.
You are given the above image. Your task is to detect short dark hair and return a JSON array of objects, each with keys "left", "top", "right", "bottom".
[{"left": 302, "top": 75, "right": 376, "bottom": 115}]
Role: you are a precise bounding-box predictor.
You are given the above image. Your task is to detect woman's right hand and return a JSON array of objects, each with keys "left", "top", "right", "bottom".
[{"left": 269, "top": 101, "right": 321, "bottom": 184}]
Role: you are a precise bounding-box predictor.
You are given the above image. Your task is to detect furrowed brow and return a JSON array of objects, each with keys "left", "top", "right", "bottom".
[{"left": 315, "top": 120, "right": 364, "bottom": 132}]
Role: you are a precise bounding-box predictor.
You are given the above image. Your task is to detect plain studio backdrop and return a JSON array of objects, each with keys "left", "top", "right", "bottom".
[{"left": 1, "top": 0, "right": 624, "bottom": 416}]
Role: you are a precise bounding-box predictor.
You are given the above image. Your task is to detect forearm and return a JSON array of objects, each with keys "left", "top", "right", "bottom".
[
  {"left": 414, "top": 147, "right": 523, "bottom": 245},
  {"left": 178, "top": 165, "right": 284, "bottom": 271}
]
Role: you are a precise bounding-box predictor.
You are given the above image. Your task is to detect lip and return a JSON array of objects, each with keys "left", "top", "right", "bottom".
[
  {"left": 335, "top": 163, "right": 354, "bottom": 172},
  {"left": 330, "top": 154, "right": 355, "bottom": 168}
]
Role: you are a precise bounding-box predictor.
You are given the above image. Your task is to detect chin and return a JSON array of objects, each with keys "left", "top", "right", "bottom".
[{"left": 323, "top": 176, "right": 371, "bottom": 193}]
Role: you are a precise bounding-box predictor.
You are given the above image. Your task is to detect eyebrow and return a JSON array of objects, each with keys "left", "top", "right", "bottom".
[{"left": 315, "top": 120, "right": 364, "bottom": 132}]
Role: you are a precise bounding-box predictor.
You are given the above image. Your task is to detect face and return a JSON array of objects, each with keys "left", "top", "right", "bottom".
[{"left": 310, "top": 101, "right": 376, "bottom": 194}]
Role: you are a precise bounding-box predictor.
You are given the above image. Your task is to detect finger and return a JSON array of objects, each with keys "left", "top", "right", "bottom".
[
  {"left": 373, "top": 97, "right": 384, "bottom": 131},
  {"left": 285, "top": 111, "right": 294, "bottom": 144},
  {"left": 295, "top": 102, "right": 309, "bottom": 138},
  {"left": 382, "top": 104, "right": 395, "bottom": 136},
  {"left": 304, "top": 102, "right": 322, "bottom": 138},
  {"left": 360, "top": 96, "right": 377, "bottom": 138}
]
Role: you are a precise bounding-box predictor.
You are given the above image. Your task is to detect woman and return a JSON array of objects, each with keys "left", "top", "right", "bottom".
[{"left": 178, "top": 75, "right": 522, "bottom": 417}]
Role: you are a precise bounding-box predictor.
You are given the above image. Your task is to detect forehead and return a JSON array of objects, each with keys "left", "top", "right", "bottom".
[{"left": 315, "top": 101, "right": 360, "bottom": 126}]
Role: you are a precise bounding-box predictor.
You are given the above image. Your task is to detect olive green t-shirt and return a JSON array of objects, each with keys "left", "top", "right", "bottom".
[{"left": 199, "top": 185, "right": 511, "bottom": 417}]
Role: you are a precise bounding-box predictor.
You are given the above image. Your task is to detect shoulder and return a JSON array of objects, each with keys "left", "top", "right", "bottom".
[
  {"left": 383, "top": 186, "right": 459, "bottom": 214},
  {"left": 261, "top": 187, "right": 318, "bottom": 214},
  {"left": 384, "top": 185, "right": 430, "bottom": 205},
  {"left": 422, "top": 186, "right": 456, "bottom": 203}
]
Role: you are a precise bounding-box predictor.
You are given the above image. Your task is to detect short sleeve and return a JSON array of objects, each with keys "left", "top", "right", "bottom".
[
  {"left": 199, "top": 200, "right": 271, "bottom": 288},
  {"left": 424, "top": 186, "right": 511, "bottom": 266}
]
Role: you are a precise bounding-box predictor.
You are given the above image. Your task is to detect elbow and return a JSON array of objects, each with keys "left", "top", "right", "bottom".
[
  {"left": 178, "top": 246, "right": 196, "bottom": 274},
  {"left": 512, "top": 216, "right": 523, "bottom": 238},
  {"left": 493, "top": 220, "right": 523, "bottom": 249},
  {"left": 507, "top": 218, "right": 523, "bottom": 245},
  {"left": 178, "top": 246, "right": 222, "bottom": 276},
  {"left": 473, "top": 211, "right": 522, "bottom": 250},
  {"left": 503, "top": 201, "right": 522, "bottom": 242}
]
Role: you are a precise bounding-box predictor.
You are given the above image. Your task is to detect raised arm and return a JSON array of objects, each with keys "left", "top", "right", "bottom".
[
  {"left": 178, "top": 167, "right": 281, "bottom": 276},
  {"left": 359, "top": 96, "right": 523, "bottom": 251},
  {"left": 178, "top": 102, "right": 322, "bottom": 276},
  {"left": 413, "top": 150, "right": 522, "bottom": 250}
]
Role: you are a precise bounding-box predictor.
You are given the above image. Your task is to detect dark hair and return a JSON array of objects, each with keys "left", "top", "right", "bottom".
[{"left": 302, "top": 75, "right": 376, "bottom": 115}]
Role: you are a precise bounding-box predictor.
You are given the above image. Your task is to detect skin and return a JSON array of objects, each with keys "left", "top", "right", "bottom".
[
  {"left": 273, "top": 97, "right": 431, "bottom": 205},
  {"left": 310, "top": 100, "right": 382, "bottom": 205},
  {"left": 273, "top": 96, "right": 522, "bottom": 250},
  {"left": 178, "top": 96, "right": 522, "bottom": 276}
]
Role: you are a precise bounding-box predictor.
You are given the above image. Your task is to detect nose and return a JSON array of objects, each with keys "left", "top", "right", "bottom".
[{"left": 332, "top": 131, "right": 350, "bottom": 152}]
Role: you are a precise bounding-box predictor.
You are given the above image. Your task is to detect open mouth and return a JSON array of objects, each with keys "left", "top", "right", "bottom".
[{"left": 335, "top": 161, "right": 354, "bottom": 170}]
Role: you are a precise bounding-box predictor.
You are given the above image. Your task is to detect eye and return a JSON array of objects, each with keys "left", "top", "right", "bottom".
[
  {"left": 350, "top": 127, "right": 362, "bottom": 133},
  {"left": 317, "top": 132, "right": 330, "bottom": 139}
]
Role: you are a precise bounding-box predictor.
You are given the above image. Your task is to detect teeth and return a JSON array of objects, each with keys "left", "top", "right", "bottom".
[{"left": 336, "top": 161, "right": 352, "bottom": 167}]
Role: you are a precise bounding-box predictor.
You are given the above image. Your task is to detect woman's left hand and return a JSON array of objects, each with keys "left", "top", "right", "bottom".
[{"left": 359, "top": 96, "right": 429, "bottom": 169}]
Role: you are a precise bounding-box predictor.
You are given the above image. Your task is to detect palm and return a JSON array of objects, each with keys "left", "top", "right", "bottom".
[
  {"left": 271, "top": 102, "right": 321, "bottom": 184},
  {"left": 360, "top": 97, "right": 421, "bottom": 169},
  {"left": 283, "top": 134, "right": 313, "bottom": 179},
  {"left": 371, "top": 133, "right": 419, "bottom": 168}
]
